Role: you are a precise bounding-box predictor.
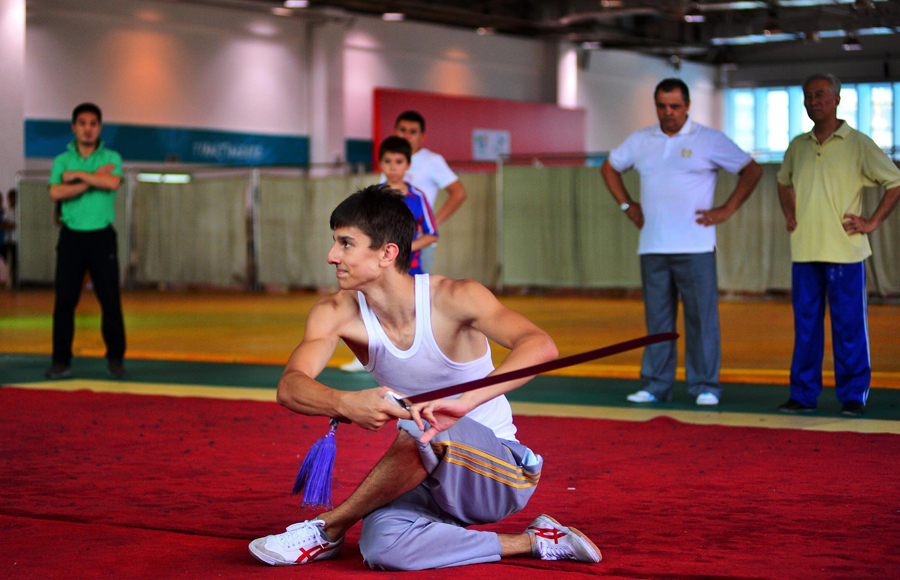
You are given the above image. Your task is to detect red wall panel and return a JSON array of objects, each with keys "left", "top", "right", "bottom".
[{"left": 373, "top": 88, "right": 586, "bottom": 168}]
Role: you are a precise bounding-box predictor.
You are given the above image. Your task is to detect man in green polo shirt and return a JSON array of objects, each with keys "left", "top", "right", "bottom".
[
  {"left": 777, "top": 74, "right": 900, "bottom": 416},
  {"left": 45, "top": 103, "right": 127, "bottom": 379}
]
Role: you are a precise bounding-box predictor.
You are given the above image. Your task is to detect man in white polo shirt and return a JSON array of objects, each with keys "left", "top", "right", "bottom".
[{"left": 601, "top": 78, "right": 762, "bottom": 406}]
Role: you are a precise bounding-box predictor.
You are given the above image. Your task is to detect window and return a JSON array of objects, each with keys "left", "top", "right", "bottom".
[
  {"left": 837, "top": 86, "right": 858, "bottom": 129},
  {"left": 728, "top": 90, "right": 755, "bottom": 153},
  {"left": 766, "top": 90, "right": 789, "bottom": 153},
  {"left": 871, "top": 86, "right": 893, "bottom": 149},
  {"left": 725, "top": 81, "right": 899, "bottom": 161}
]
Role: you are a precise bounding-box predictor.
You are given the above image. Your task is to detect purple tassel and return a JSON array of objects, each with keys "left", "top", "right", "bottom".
[{"left": 292, "top": 418, "right": 338, "bottom": 509}]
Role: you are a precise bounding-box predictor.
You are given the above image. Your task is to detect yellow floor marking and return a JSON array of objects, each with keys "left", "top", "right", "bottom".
[
  {"left": 9, "top": 380, "right": 277, "bottom": 402},
  {"left": 10, "top": 380, "right": 898, "bottom": 435},
  {"left": 510, "top": 402, "right": 900, "bottom": 434}
]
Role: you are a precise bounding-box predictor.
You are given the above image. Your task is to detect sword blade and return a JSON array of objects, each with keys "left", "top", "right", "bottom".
[{"left": 402, "top": 332, "right": 678, "bottom": 406}]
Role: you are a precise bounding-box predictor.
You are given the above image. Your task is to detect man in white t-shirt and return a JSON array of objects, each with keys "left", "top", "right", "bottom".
[
  {"left": 600, "top": 78, "right": 762, "bottom": 406},
  {"left": 393, "top": 110, "right": 468, "bottom": 274}
]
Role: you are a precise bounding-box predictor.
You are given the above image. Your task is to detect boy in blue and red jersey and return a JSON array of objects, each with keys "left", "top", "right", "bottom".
[
  {"left": 378, "top": 136, "right": 437, "bottom": 275},
  {"left": 339, "top": 137, "right": 441, "bottom": 372}
]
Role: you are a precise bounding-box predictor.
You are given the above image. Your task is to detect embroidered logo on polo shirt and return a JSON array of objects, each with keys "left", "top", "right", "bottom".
[{"left": 681, "top": 148, "right": 693, "bottom": 158}]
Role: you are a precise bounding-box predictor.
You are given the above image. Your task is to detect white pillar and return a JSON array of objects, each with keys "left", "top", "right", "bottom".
[
  {"left": 557, "top": 43, "right": 579, "bottom": 109},
  {"left": 0, "top": 0, "right": 26, "bottom": 189},
  {"left": 307, "top": 19, "right": 345, "bottom": 169}
]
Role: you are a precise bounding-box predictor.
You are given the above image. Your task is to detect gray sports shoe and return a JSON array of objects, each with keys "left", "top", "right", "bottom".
[
  {"left": 525, "top": 514, "right": 601, "bottom": 563},
  {"left": 249, "top": 520, "right": 343, "bottom": 566}
]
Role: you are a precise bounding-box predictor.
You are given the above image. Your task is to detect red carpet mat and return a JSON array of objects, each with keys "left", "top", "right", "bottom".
[{"left": 1, "top": 386, "right": 899, "bottom": 579}]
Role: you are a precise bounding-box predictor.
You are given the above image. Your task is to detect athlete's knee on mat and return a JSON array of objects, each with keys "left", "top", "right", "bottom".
[{"left": 359, "top": 516, "right": 428, "bottom": 571}]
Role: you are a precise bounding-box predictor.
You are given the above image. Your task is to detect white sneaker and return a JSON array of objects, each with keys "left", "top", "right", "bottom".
[
  {"left": 626, "top": 390, "right": 658, "bottom": 403},
  {"left": 249, "top": 520, "right": 343, "bottom": 566},
  {"left": 339, "top": 357, "right": 366, "bottom": 373},
  {"left": 696, "top": 393, "right": 720, "bottom": 406},
  {"left": 525, "top": 514, "right": 601, "bottom": 563}
]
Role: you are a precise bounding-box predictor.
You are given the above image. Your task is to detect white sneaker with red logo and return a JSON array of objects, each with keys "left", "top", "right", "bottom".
[
  {"left": 249, "top": 519, "right": 343, "bottom": 566},
  {"left": 525, "top": 514, "right": 601, "bottom": 563}
]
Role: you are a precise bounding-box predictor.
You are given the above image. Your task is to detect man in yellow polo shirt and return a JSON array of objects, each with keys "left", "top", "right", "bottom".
[
  {"left": 45, "top": 103, "right": 127, "bottom": 380},
  {"left": 777, "top": 74, "right": 900, "bottom": 416}
]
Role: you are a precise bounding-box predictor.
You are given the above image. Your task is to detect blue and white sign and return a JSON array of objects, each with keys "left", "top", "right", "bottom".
[
  {"left": 25, "top": 120, "right": 310, "bottom": 166},
  {"left": 472, "top": 129, "right": 511, "bottom": 161}
]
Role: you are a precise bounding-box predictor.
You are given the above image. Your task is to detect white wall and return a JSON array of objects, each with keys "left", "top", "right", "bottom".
[
  {"left": 20, "top": 0, "right": 725, "bottom": 164},
  {"left": 0, "top": 0, "right": 25, "bottom": 188},
  {"left": 577, "top": 49, "right": 723, "bottom": 152},
  {"left": 342, "top": 18, "right": 558, "bottom": 139},
  {"left": 25, "top": 0, "right": 309, "bottom": 136}
]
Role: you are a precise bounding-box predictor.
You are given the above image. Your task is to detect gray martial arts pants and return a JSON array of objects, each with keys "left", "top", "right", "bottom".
[
  {"left": 358, "top": 417, "right": 542, "bottom": 571},
  {"left": 640, "top": 251, "right": 721, "bottom": 399}
]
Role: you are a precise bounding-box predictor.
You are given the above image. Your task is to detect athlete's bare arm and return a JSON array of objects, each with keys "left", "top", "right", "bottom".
[
  {"left": 409, "top": 276, "right": 558, "bottom": 442},
  {"left": 276, "top": 292, "right": 410, "bottom": 431}
]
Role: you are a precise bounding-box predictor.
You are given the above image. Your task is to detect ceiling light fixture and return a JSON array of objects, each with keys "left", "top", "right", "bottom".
[
  {"left": 476, "top": 27, "right": 495, "bottom": 35},
  {"left": 842, "top": 32, "right": 862, "bottom": 50},
  {"left": 684, "top": 4, "right": 706, "bottom": 23},
  {"left": 284, "top": 0, "right": 309, "bottom": 7},
  {"left": 382, "top": 12, "right": 405, "bottom": 21}
]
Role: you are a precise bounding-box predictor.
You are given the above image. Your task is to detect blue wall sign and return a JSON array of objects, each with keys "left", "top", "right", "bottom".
[{"left": 25, "top": 120, "right": 310, "bottom": 166}]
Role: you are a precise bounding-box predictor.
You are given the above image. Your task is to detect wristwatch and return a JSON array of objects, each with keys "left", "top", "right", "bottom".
[{"left": 620, "top": 202, "right": 631, "bottom": 212}]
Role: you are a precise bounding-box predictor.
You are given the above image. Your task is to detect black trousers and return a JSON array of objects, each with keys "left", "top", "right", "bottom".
[
  {"left": 0, "top": 242, "right": 15, "bottom": 286},
  {"left": 52, "top": 226, "right": 126, "bottom": 365}
]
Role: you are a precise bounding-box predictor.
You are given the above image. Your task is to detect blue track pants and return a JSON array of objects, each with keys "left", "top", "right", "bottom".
[{"left": 790, "top": 261, "right": 870, "bottom": 407}]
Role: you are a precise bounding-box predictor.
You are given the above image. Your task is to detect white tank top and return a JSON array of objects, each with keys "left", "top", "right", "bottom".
[{"left": 358, "top": 274, "right": 517, "bottom": 441}]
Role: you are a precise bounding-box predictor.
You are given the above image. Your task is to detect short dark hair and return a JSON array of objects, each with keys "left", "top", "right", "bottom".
[
  {"left": 378, "top": 136, "right": 413, "bottom": 163},
  {"left": 72, "top": 103, "right": 102, "bottom": 124},
  {"left": 654, "top": 79, "right": 690, "bottom": 104},
  {"left": 330, "top": 184, "right": 415, "bottom": 274},
  {"left": 395, "top": 110, "right": 425, "bottom": 133}
]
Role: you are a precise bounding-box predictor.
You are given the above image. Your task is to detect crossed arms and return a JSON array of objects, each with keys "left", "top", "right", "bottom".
[{"left": 50, "top": 164, "right": 122, "bottom": 201}]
